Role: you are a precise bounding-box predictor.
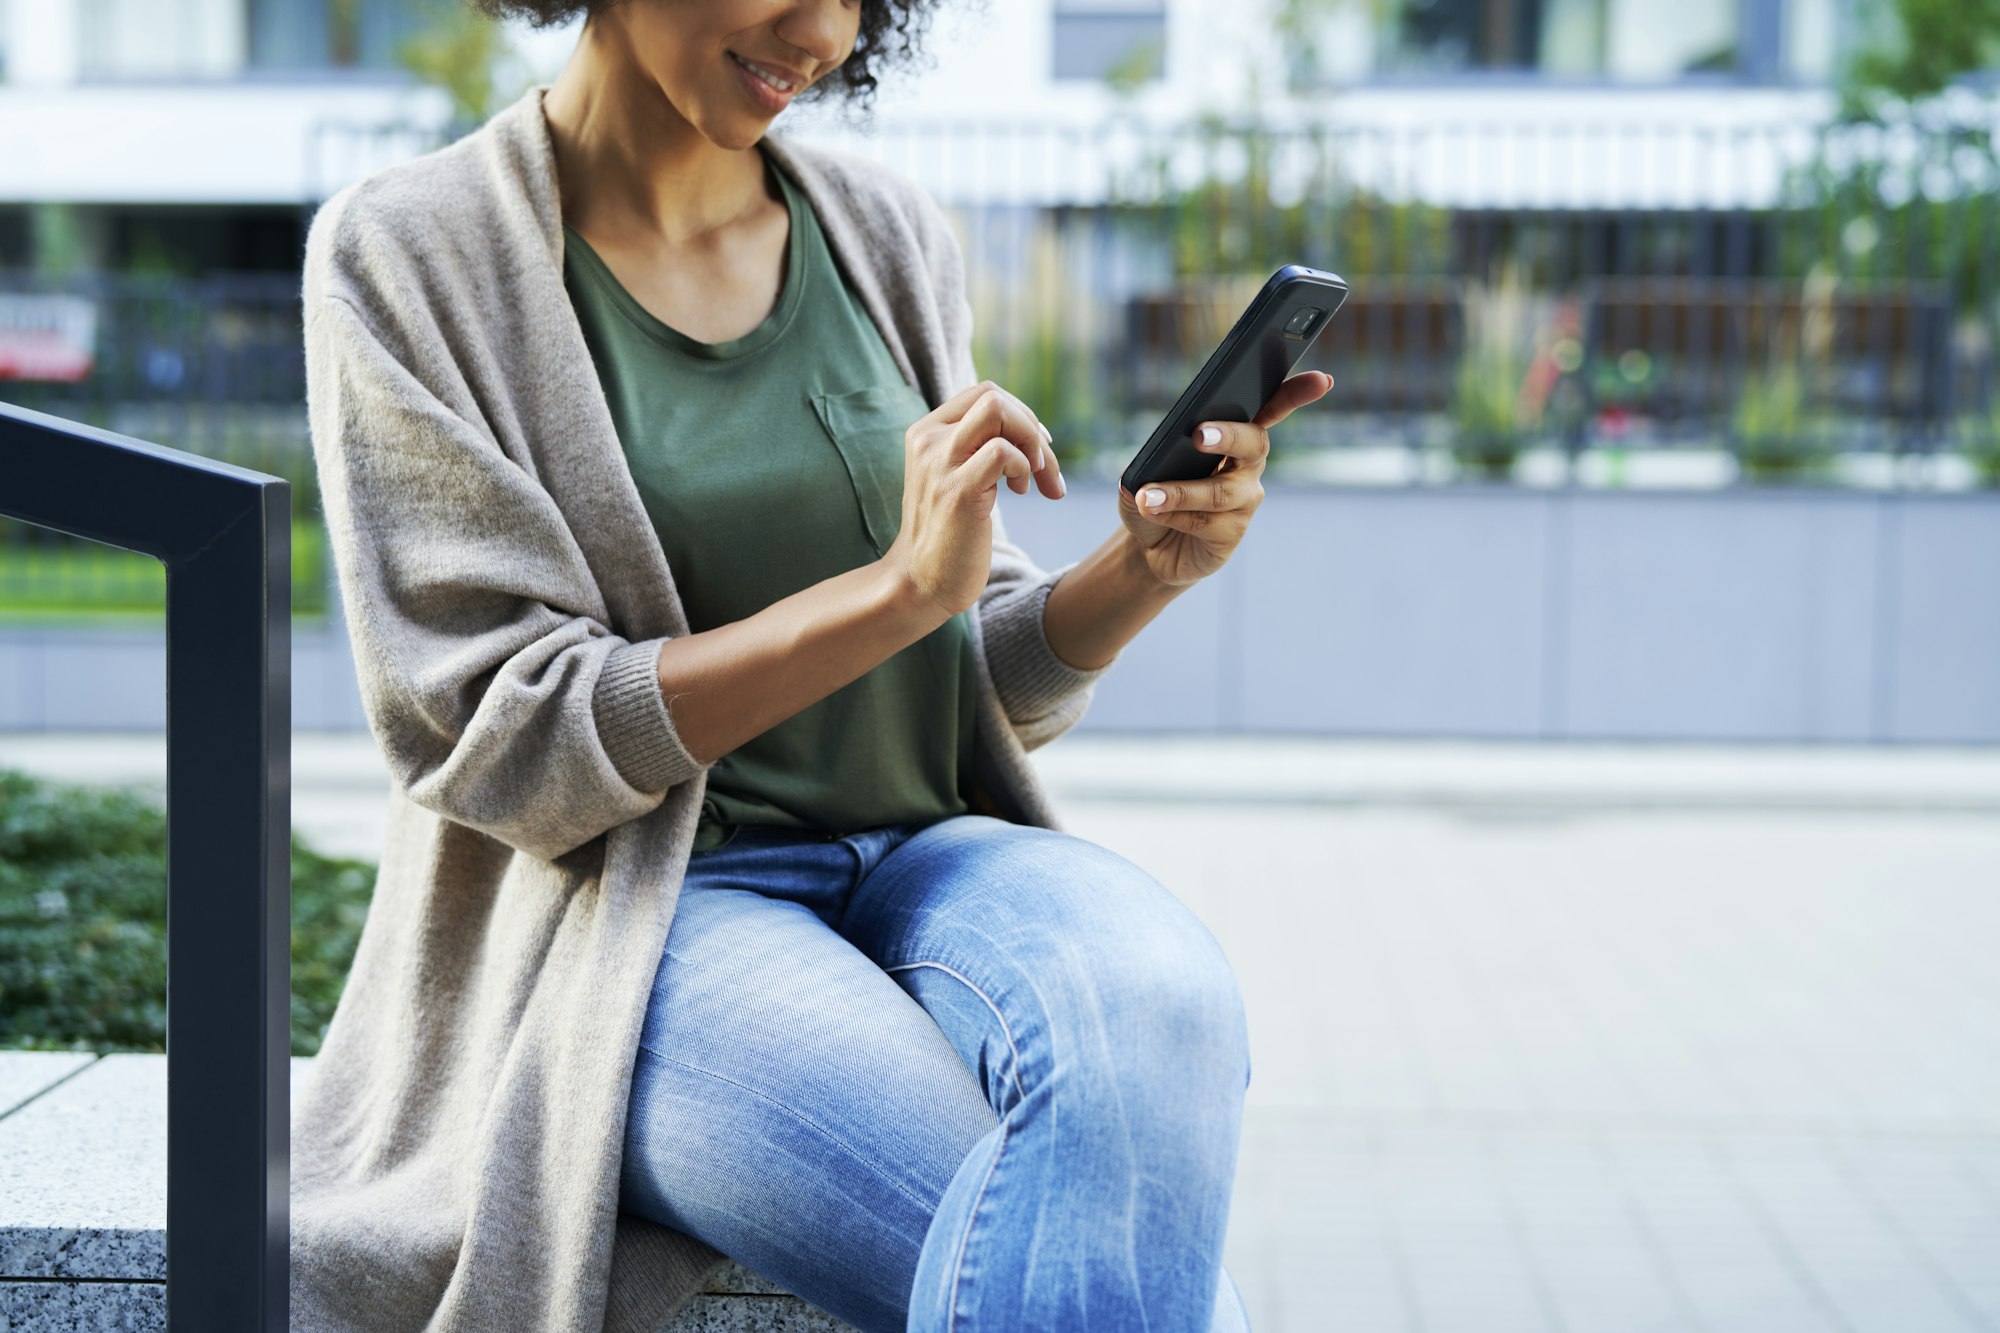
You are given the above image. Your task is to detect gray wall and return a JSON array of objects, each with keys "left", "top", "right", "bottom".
[
  {"left": 3, "top": 486, "right": 1996, "bottom": 743},
  {"left": 999, "top": 485, "right": 1999, "bottom": 743}
]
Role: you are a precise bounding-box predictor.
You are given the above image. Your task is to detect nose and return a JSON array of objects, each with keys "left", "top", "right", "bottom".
[{"left": 773, "top": 0, "right": 851, "bottom": 70}]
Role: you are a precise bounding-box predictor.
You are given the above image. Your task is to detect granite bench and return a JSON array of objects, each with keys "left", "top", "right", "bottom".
[{"left": 0, "top": 1052, "right": 857, "bottom": 1332}]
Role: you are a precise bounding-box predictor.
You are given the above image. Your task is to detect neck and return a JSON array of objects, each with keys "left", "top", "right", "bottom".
[{"left": 542, "top": 17, "right": 772, "bottom": 249}]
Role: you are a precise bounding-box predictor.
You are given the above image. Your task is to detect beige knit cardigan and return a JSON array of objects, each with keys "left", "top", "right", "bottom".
[{"left": 292, "top": 86, "right": 1113, "bottom": 1332}]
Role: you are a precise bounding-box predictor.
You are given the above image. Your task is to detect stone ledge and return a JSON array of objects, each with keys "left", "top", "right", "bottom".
[
  {"left": 0, "top": 1280, "right": 166, "bottom": 1333},
  {"left": 0, "top": 1053, "right": 858, "bottom": 1332}
]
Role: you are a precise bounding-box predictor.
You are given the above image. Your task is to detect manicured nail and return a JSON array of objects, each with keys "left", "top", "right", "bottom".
[
  {"left": 1055, "top": 471, "right": 1067, "bottom": 497},
  {"left": 1198, "top": 426, "right": 1222, "bottom": 449},
  {"left": 1040, "top": 422, "right": 1052, "bottom": 444},
  {"left": 1141, "top": 487, "right": 1166, "bottom": 509}
]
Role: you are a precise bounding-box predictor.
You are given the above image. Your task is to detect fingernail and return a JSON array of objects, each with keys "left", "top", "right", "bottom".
[
  {"left": 1141, "top": 487, "right": 1165, "bottom": 509},
  {"left": 1040, "top": 422, "right": 1052, "bottom": 444},
  {"left": 1055, "top": 472, "right": 1067, "bottom": 497},
  {"left": 1198, "top": 426, "right": 1221, "bottom": 449}
]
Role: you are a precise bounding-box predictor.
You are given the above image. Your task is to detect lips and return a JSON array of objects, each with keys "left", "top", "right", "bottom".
[{"left": 729, "top": 51, "right": 806, "bottom": 104}]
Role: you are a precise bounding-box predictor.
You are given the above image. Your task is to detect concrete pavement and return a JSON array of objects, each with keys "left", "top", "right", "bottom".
[{"left": 3, "top": 732, "right": 1997, "bottom": 1332}]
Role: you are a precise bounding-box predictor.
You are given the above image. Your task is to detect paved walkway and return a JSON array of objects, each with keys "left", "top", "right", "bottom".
[{"left": 4, "top": 732, "right": 1998, "bottom": 1332}]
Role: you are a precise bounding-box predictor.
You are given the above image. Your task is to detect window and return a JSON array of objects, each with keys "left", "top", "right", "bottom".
[
  {"left": 1052, "top": 0, "right": 1167, "bottom": 83},
  {"left": 77, "top": 0, "right": 244, "bottom": 80},
  {"left": 1356, "top": 0, "right": 1751, "bottom": 78},
  {"left": 248, "top": 0, "right": 418, "bottom": 72}
]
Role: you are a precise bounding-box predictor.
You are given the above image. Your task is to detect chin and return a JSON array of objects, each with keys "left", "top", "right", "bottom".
[
  {"left": 688, "top": 92, "right": 777, "bottom": 150},
  {"left": 705, "top": 117, "right": 772, "bottom": 151}
]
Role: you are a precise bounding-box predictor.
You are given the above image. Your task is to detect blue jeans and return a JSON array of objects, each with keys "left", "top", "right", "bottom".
[{"left": 617, "top": 813, "right": 1254, "bottom": 1333}]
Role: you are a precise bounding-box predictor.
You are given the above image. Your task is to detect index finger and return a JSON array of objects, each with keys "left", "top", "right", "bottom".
[
  {"left": 933, "top": 378, "right": 1002, "bottom": 424},
  {"left": 1251, "top": 371, "right": 1334, "bottom": 430},
  {"left": 949, "top": 385, "right": 1052, "bottom": 475}
]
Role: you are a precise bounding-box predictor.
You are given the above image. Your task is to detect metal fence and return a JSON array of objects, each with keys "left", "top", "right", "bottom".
[
  {"left": 799, "top": 111, "right": 2000, "bottom": 481},
  {"left": 5, "top": 108, "right": 1998, "bottom": 614}
]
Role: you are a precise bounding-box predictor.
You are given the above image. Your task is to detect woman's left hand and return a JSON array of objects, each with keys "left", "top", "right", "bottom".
[{"left": 1118, "top": 371, "right": 1333, "bottom": 587}]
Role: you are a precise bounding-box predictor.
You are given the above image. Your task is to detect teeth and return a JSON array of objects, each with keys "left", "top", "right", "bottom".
[{"left": 732, "top": 53, "right": 795, "bottom": 92}]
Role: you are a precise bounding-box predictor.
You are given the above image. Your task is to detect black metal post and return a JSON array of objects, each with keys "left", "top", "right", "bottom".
[{"left": 0, "top": 399, "right": 290, "bottom": 1333}]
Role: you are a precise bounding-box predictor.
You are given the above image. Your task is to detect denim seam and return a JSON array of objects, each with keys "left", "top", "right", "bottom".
[
  {"left": 883, "top": 960, "right": 1030, "bottom": 1108},
  {"left": 947, "top": 1117, "right": 1007, "bottom": 1333},
  {"left": 632, "top": 1045, "right": 937, "bottom": 1216}
]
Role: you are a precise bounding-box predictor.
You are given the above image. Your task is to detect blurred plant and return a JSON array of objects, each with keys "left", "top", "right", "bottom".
[
  {"left": 1954, "top": 399, "right": 2000, "bottom": 486},
  {"left": 1772, "top": 0, "right": 2000, "bottom": 322},
  {"left": 1780, "top": 125, "right": 1997, "bottom": 318},
  {"left": 1841, "top": 0, "right": 2000, "bottom": 114},
  {"left": 1101, "top": 35, "right": 1166, "bottom": 96},
  {"left": 123, "top": 226, "right": 193, "bottom": 280},
  {"left": 968, "top": 221, "right": 1103, "bottom": 465},
  {"left": 1729, "top": 268, "right": 1837, "bottom": 480},
  {"left": 1274, "top": 0, "right": 1397, "bottom": 91},
  {"left": 1449, "top": 264, "right": 1550, "bottom": 479},
  {"left": 0, "top": 768, "right": 374, "bottom": 1057},
  {"left": 1107, "top": 108, "right": 1450, "bottom": 282},
  {"left": 30, "top": 204, "right": 87, "bottom": 280},
  {"left": 398, "top": 0, "right": 516, "bottom": 131},
  {"left": 1731, "top": 364, "right": 1818, "bottom": 477}
]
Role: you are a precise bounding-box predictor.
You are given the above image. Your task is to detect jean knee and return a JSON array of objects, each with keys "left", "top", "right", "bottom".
[
  {"left": 1087, "top": 911, "right": 1252, "bottom": 1104},
  {"left": 1162, "top": 934, "right": 1252, "bottom": 1097}
]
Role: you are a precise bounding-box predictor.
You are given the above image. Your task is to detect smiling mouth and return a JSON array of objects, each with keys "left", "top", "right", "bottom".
[{"left": 728, "top": 51, "right": 801, "bottom": 94}]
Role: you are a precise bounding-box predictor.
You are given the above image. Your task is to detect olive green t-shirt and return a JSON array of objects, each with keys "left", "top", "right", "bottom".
[{"left": 562, "top": 150, "right": 977, "bottom": 853}]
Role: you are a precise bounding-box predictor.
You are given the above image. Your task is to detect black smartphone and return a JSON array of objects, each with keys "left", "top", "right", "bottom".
[{"left": 1120, "top": 265, "right": 1348, "bottom": 494}]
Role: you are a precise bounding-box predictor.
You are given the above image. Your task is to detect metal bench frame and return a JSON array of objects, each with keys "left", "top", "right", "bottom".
[{"left": 0, "top": 400, "right": 290, "bottom": 1332}]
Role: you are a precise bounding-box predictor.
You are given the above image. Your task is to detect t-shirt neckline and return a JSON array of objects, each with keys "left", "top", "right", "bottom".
[{"left": 561, "top": 145, "right": 808, "bottom": 362}]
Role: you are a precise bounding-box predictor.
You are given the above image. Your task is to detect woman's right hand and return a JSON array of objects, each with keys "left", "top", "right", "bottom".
[{"left": 882, "top": 380, "right": 1066, "bottom": 619}]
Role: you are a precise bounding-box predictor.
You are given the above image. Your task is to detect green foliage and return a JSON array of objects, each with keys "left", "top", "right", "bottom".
[
  {"left": 1451, "top": 352, "right": 1525, "bottom": 477},
  {"left": 1778, "top": 129, "right": 1998, "bottom": 315},
  {"left": 1956, "top": 402, "right": 2000, "bottom": 486},
  {"left": 123, "top": 226, "right": 194, "bottom": 280},
  {"left": 1111, "top": 116, "right": 1451, "bottom": 282},
  {"left": 1449, "top": 267, "right": 1539, "bottom": 478},
  {"left": 30, "top": 204, "right": 88, "bottom": 280},
  {"left": 1727, "top": 269, "right": 1837, "bottom": 480},
  {"left": 0, "top": 768, "right": 376, "bottom": 1058},
  {"left": 0, "top": 519, "right": 330, "bottom": 621},
  {"left": 1842, "top": 0, "right": 2000, "bottom": 109},
  {"left": 973, "top": 309, "right": 1102, "bottom": 467},
  {"left": 1101, "top": 36, "right": 1166, "bottom": 95},
  {"left": 289, "top": 842, "right": 375, "bottom": 1059},
  {"left": 1730, "top": 364, "right": 1833, "bottom": 480}
]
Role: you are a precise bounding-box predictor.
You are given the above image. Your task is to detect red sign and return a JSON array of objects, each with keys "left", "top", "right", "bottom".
[{"left": 0, "top": 294, "right": 97, "bottom": 383}]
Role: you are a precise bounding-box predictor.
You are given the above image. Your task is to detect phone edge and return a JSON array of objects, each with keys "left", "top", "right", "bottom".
[{"left": 1119, "top": 267, "right": 1349, "bottom": 495}]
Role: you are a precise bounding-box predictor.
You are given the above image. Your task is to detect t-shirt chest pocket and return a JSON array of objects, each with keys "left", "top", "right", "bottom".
[{"left": 811, "top": 382, "right": 930, "bottom": 558}]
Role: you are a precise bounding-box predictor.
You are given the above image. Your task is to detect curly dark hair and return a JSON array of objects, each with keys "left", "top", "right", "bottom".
[{"left": 470, "top": 0, "right": 943, "bottom": 111}]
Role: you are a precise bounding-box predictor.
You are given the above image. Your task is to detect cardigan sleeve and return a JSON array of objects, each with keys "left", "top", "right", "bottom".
[
  {"left": 910, "top": 189, "right": 1119, "bottom": 751},
  {"left": 305, "top": 291, "right": 713, "bottom": 863}
]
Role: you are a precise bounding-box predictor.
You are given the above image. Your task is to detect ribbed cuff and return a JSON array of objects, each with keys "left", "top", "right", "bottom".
[
  {"left": 980, "top": 561, "right": 1116, "bottom": 725},
  {"left": 591, "top": 637, "right": 710, "bottom": 795}
]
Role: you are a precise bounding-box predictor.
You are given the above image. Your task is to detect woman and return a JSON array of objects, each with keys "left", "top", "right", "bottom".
[{"left": 293, "top": 0, "right": 1333, "bottom": 1330}]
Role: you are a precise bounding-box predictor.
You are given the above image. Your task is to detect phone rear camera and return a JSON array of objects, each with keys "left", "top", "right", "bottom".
[{"left": 1284, "top": 307, "right": 1323, "bottom": 340}]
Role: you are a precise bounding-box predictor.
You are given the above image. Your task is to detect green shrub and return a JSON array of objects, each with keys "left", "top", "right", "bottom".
[{"left": 0, "top": 767, "right": 374, "bottom": 1057}]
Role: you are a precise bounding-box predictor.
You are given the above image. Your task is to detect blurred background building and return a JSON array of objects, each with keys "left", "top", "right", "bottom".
[{"left": 1, "top": 0, "right": 1996, "bottom": 740}]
